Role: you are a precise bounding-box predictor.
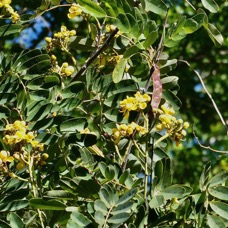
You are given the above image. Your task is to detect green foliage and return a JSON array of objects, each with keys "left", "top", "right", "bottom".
[{"left": 0, "top": 0, "right": 227, "bottom": 227}]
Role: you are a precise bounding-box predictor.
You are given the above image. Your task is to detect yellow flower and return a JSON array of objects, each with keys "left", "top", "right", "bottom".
[
  {"left": 0, "top": 150, "right": 14, "bottom": 163},
  {"left": 135, "top": 91, "right": 151, "bottom": 103},
  {"left": 68, "top": 3, "right": 82, "bottom": 19},
  {"left": 120, "top": 97, "right": 137, "bottom": 119},
  {"left": 161, "top": 104, "right": 175, "bottom": 115},
  {"left": 45, "top": 37, "right": 52, "bottom": 43},
  {"left": 0, "top": 0, "right": 11, "bottom": 8},
  {"left": 183, "top": 122, "right": 190, "bottom": 129},
  {"left": 13, "top": 120, "right": 27, "bottom": 131},
  {"left": 106, "top": 24, "right": 117, "bottom": 32},
  {"left": 11, "top": 11, "right": 20, "bottom": 23},
  {"left": 64, "top": 66, "right": 74, "bottom": 76}
]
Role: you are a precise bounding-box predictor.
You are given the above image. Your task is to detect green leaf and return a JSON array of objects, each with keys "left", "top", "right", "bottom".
[
  {"left": 149, "top": 195, "right": 164, "bottom": 209},
  {"left": 162, "top": 90, "right": 182, "bottom": 110},
  {"left": 144, "top": 0, "right": 167, "bottom": 17},
  {"left": 77, "top": 0, "right": 107, "bottom": 17},
  {"left": 200, "top": 162, "right": 211, "bottom": 191},
  {"left": 0, "top": 220, "right": 11, "bottom": 228},
  {"left": 161, "top": 185, "right": 192, "bottom": 199},
  {"left": 205, "top": 23, "right": 224, "bottom": 46},
  {"left": 117, "top": 188, "right": 137, "bottom": 205},
  {"left": 68, "top": 211, "right": 91, "bottom": 226},
  {"left": 208, "top": 186, "right": 228, "bottom": 201},
  {"left": 29, "top": 198, "right": 66, "bottom": 210},
  {"left": 7, "top": 213, "right": 24, "bottom": 228},
  {"left": 69, "top": 36, "right": 95, "bottom": 51},
  {"left": 184, "top": 18, "right": 199, "bottom": 34},
  {"left": 99, "top": 188, "right": 111, "bottom": 208},
  {"left": 98, "top": 162, "right": 107, "bottom": 178},
  {"left": 43, "top": 73, "right": 60, "bottom": 88},
  {"left": 117, "top": 13, "right": 131, "bottom": 32},
  {"left": 159, "top": 59, "right": 177, "bottom": 74},
  {"left": 170, "top": 16, "right": 186, "bottom": 37},
  {"left": 207, "top": 214, "right": 226, "bottom": 228},
  {"left": 105, "top": 165, "right": 115, "bottom": 180},
  {"left": 119, "top": 169, "right": 130, "bottom": 185},
  {"left": 209, "top": 201, "right": 228, "bottom": 220},
  {"left": 51, "top": 0, "right": 61, "bottom": 5},
  {"left": 201, "top": 0, "right": 219, "bottom": 13},
  {"left": 112, "top": 201, "right": 133, "bottom": 215},
  {"left": 108, "top": 213, "right": 130, "bottom": 224},
  {"left": 94, "top": 211, "right": 105, "bottom": 225},
  {"left": 0, "top": 24, "right": 22, "bottom": 36},
  {"left": 161, "top": 76, "right": 179, "bottom": 90},
  {"left": 143, "top": 30, "right": 158, "bottom": 48},
  {"left": 123, "top": 46, "right": 141, "bottom": 59},
  {"left": 112, "top": 58, "right": 128, "bottom": 83},
  {"left": 0, "top": 199, "right": 28, "bottom": 212},
  {"left": 26, "top": 103, "right": 53, "bottom": 121},
  {"left": 208, "top": 171, "right": 228, "bottom": 187},
  {"left": 45, "top": 190, "right": 75, "bottom": 199},
  {"left": 94, "top": 200, "right": 108, "bottom": 215},
  {"left": 60, "top": 118, "right": 87, "bottom": 132}
]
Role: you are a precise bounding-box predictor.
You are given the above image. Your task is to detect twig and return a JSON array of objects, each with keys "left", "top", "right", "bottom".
[
  {"left": 193, "top": 131, "right": 228, "bottom": 154},
  {"left": 179, "top": 60, "right": 228, "bottom": 135},
  {"left": 185, "top": 0, "right": 196, "bottom": 11},
  {"left": 71, "top": 27, "right": 119, "bottom": 82}
]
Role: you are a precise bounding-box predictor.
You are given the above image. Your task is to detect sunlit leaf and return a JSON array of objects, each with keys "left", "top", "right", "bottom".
[
  {"left": 144, "top": 0, "right": 167, "bottom": 17},
  {"left": 149, "top": 195, "right": 164, "bottom": 209},
  {"left": 201, "top": 0, "right": 219, "bottom": 13},
  {"left": 205, "top": 23, "right": 224, "bottom": 46},
  {"left": 94, "top": 200, "right": 108, "bottom": 215},
  {"left": 209, "top": 201, "right": 228, "bottom": 220},
  {"left": 77, "top": 0, "right": 107, "bottom": 17},
  {"left": 68, "top": 211, "right": 92, "bottom": 226},
  {"left": 208, "top": 186, "right": 228, "bottom": 201},
  {"left": 108, "top": 213, "right": 130, "bottom": 224},
  {"left": 207, "top": 214, "right": 226, "bottom": 228},
  {"left": 208, "top": 171, "right": 228, "bottom": 187},
  {"left": 7, "top": 213, "right": 24, "bottom": 228},
  {"left": 0, "top": 200, "right": 28, "bottom": 212},
  {"left": 112, "top": 58, "right": 128, "bottom": 83},
  {"left": 0, "top": 24, "right": 22, "bottom": 36}
]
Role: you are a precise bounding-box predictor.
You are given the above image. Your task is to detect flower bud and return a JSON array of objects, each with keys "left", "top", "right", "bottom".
[
  {"left": 183, "top": 122, "right": 190, "bottom": 129},
  {"left": 45, "top": 37, "right": 52, "bottom": 43}
]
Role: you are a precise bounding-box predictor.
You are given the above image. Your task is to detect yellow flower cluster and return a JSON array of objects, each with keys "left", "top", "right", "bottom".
[
  {"left": 120, "top": 92, "right": 151, "bottom": 119},
  {"left": 155, "top": 104, "right": 190, "bottom": 146},
  {"left": 50, "top": 55, "right": 74, "bottom": 77},
  {"left": 112, "top": 122, "right": 147, "bottom": 144},
  {"left": 1, "top": 121, "right": 48, "bottom": 173},
  {"left": 3, "top": 121, "right": 43, "bottom": 150},
  {"left": 61, "top": 62, "right": 74, "bottom": 77},
  {"left": 68, "top": 3, "right": 82, "bottom": 18},
  {"left": 45, "top": 26, "right": 76, "bottom": 50},
  {"left": 0, "top": 0, "right": 20, "bottom": 23},
  {"left": 106, "top": 24, "right": 117, "bottom": 33}
]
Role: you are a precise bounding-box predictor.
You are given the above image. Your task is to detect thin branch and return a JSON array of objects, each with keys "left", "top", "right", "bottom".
[
  {"left": 71, "top": 27, "right": 119, "bottom": 82},
  {"left": 193, "top": 131, "right": 228, "bottom": 154},
  {"left": 185, "top": 0, "right": 196, "bottom": 11},
  {"left": 179, "top": 60, "right": 228, "bottom": 134}
]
